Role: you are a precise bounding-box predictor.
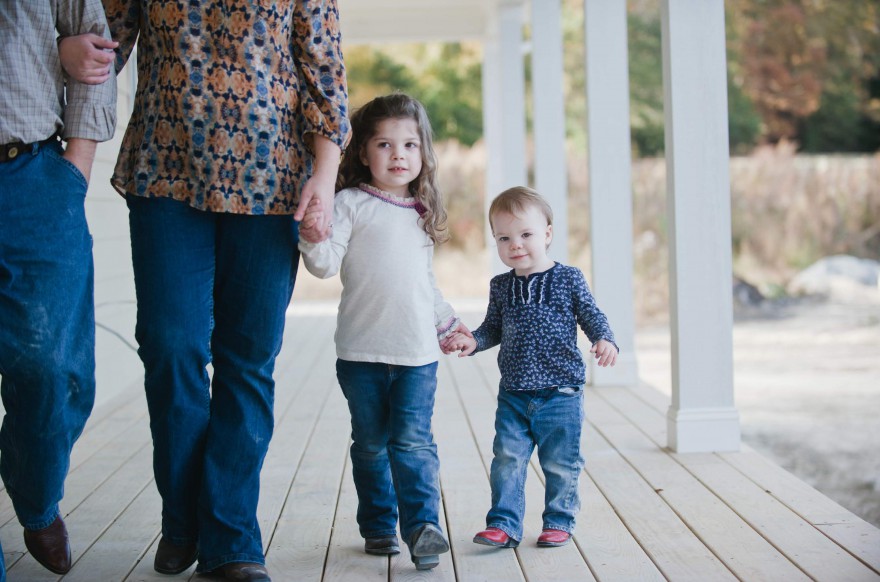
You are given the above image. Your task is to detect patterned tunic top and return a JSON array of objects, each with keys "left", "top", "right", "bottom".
[
  {"left": 103, "top": 0, "right": 350, "bottom": 214},
  {"left": 472, "top": 263, "right": 618, "bottom": 391}
]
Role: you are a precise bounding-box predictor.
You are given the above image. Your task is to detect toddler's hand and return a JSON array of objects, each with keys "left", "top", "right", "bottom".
[
  {"left": 443, "top": 332, "right": 476, "bottom": 357},
  {"left": 59, "top": 33, "right": 117, "bottom": 85},
  {"left": 590, "top": 340, "right": 618, "bottom": 367}
]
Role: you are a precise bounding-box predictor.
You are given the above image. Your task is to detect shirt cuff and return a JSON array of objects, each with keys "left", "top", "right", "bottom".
[{"left": 62, "top": 101, "right": 116, "bottom": 142}]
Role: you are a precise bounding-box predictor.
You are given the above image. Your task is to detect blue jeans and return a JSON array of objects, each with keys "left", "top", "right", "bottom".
[
  {"left": 127, "top": 195, "right": 298, "bottom": 571},
  {"left": 0, "top": 140, "right": 96, "bottom": 573},
  {"left": 335, "top": 359, "right": 442, "bottom": 544},
  {"left": 487, "top": 386, "right": 584, "bottom": 541}
]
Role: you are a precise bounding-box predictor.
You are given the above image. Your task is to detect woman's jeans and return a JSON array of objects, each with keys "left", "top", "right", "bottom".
[
  {"left": 487, "top": 386, "right": 585, "bottom": 541},
  {"left": 0, "top": 140, "right": 96, "bottom": 568},
  {"left": 335, "top": 359, "right": 441, "bottom": 544},
  {"left": 127, "top": 195, "right": 298, "bottom": 571}
]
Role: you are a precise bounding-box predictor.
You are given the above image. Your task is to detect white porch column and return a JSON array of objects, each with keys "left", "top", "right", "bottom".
[
  {"left": 483, "top": 1, "right": 527, "bottom": 273},
  {"left": 530, "top": 0, "right": 567, "bottom": 264},
  {"left": 584, "top": 0, "right": 638, "bottom": 386},
  {"left": 661, "top": 0, "right": 740, "bottom": 452}
]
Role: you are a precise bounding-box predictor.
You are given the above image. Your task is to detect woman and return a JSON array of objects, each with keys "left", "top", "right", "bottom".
[{"left": 101, "top": 2, "right": 349, "bottom": 580}]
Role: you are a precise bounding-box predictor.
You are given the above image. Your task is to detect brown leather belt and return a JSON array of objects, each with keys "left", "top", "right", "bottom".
[{"left": 0, "top": 136, "right": 57, "bottom": 163}]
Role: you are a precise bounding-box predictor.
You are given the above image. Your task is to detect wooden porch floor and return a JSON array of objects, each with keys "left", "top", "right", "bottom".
[{"left": 2, "top": 310, "right": 878, "bottom": 581}]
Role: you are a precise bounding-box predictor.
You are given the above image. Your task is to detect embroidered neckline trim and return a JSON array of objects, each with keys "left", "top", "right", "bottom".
[{"left": 358, "top": 183, "right": 417, "bottom": 208}]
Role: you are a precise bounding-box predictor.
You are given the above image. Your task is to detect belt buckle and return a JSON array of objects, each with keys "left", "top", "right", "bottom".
[{"left": 7, "top": 146, "right": 19, "bottom": 159}]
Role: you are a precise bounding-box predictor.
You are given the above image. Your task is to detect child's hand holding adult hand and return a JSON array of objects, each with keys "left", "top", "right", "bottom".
[
  {"left": 298, "top": 198, "right": 326, "bottom": 243},
  {"left": 590, "top": 340, "right": 618, "bottom": 367}
]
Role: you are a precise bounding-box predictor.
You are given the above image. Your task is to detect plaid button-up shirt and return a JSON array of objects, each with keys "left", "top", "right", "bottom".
[{"left": 0, "top": 1, "right": 117, "bottom": 145}]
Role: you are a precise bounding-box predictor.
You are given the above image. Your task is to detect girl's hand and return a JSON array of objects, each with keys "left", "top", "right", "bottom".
[
  {"left": 294, "top": 135, "right": 340, "bottom": 243},
  {"left": 442, "top": 332, "right": 476, "bottom": 357},
  {"left": 58, "top": 33, "right": 118, "bottom": 85},
  {"left": 298, "top": 198, "right": 325, "bottom": 243},
  {"left": 440, "top": 322, "right": 472, "bottom": 354},
  {"left": 590, "top": 340, "right": 618, "bottom": 367}
]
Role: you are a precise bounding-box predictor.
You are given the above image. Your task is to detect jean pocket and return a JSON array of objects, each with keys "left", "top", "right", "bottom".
[
  {"left": 44, "top": 146, "right": 88, "bottom": 191},
  {"left": 557, "top": 385, "right": 583, "bottom": 396}
]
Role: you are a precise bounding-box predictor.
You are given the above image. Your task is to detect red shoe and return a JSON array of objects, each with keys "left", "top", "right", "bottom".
[
  {"left": 473, "top": 527, "right": 518, "bottom": 548},
  {"left": 537, "top": 528, "right": 571, "bottom": 547}
]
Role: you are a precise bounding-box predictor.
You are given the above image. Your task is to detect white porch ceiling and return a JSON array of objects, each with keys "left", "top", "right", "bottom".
[{"left": 338, "top": 0, "right": 502, "bottom": 45}]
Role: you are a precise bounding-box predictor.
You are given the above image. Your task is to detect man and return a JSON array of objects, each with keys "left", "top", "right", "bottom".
[{"left": 0, "top": 1, "right": 116, "bottom": 577}]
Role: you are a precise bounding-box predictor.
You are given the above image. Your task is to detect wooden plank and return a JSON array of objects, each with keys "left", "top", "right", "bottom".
[
  {"left": 581, "top": 420, "right": 736, "bottom": 581},
  {"left": 7, "top": 444, "right": 155, "bottom": 581},
  {"left": 595, "top": 384, "right": 880, "bottom": 576},
  {"left": 123, "top": 536, "right": 188, "bottom": 582},
  {"left": 1, "top": 414, "right": 152, "bottom": 571},
  {"left": 323, "top": 460, "right": 387, "bottom": 581},
  {"left": 680, "top": 451, "right": 879, "bottom": 581},
  {"left": 435, "top": 357, "right": 526, "bottom": 582},
  {"left": 722, "top": 447, "right": 880, "bottom": 575},
  {"left": 575, "top": 471, "right": 665, "bottom": 581},
  {"left": 256, "top": 318, "right": 336, "bottom": 553},
  {"left": 62, "top": 483, "right": 161, "bottom": 582},
  {"left": 264, "top": 382, "right": 350, "bottom": 580},
  {"left": 585, "top": 391, "right": 809, "bottom": 581},
  {"left": 448, "top": 354, "right": 596, "bottom": 581}
]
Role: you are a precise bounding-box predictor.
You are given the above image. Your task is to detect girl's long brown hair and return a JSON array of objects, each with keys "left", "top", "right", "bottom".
[{"left": 337, "top": 93, "right": 449, "bottom": 244}]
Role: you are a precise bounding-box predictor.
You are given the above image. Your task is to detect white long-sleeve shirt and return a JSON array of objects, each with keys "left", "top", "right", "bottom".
[{"left": 299, "top": 185, "right": 459, "bottom": 366}]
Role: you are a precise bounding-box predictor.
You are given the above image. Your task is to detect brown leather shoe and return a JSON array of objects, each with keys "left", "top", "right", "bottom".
[
  {"left": 23, "top": 515, "right": 71, "bottom": 574},
  {"left": 219, "top": 562, "right": 272, "bottom": 582},
  {"left": 154, "top": 536, "right": 198, "bottom": 574},
  {"left": 364, "top": 535, "right": 400, "bottom": 555}
]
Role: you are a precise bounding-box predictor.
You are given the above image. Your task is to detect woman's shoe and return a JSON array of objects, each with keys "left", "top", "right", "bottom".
[
  {"left": 473, "top": 527, "right": 519, "bottom": 548},
  {"left": 409, "top": 524, "right": 449, "bottom": 570},
  {"left": 153, "top": 536, "right": 198, "bottom": 574},
  {"left": 364, "top": 535, "right": 400, "bottom": 555}
]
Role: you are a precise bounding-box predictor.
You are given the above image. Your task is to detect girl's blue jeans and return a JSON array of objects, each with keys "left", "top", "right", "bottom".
[
  {"left": 127, "top": 194, "right": 298, "bottom": 572},
  {"left": 0, "top": 140, "right": 96, "bottom": 580},
  {"left": 487, "top": 385, "right": 585, "bottom": 542},
  {"left": 335, "top": 359, "right": 442, "bottom": 544}
]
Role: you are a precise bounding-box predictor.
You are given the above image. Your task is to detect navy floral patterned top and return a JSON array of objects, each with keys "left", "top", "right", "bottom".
[
  {"left": 104, "top": 0, "right": 350, "bottom": 214},
  {"left": 472, "top": 263, "right": 618, "bottom": 391}
]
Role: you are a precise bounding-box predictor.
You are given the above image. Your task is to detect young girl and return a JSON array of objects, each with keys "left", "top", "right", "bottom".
[
  {"left": 298, "top": 93, "right": 461, "bottom": 570},
  {"left": 444, "top": 187, "right": 618, "bottom": 549}
]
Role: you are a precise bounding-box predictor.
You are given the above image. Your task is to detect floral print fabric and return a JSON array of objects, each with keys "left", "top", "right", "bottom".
[{"left": 104, "top": 0, "right": 350, "bottom": 214}]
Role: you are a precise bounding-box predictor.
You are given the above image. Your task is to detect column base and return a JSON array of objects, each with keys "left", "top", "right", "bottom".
[{"left": 666, "top": 406, "right": 740, "bottom": 453}]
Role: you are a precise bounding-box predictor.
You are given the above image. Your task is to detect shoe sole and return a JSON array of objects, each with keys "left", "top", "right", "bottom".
[
  {"left": 413, "top": 554, "right": 440, "bottom": 570},
  {"left": 537, "top": 537, "right": 571, "bottom": 548},
  {"left": 411, "top": 525, "right": 450, "bottom": 556},
  {"left": 473, "top": 535, "right": 519, "bottom": 548},
  {"left": 364, "top": 546, "right": 400, "bottom": 555}
]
